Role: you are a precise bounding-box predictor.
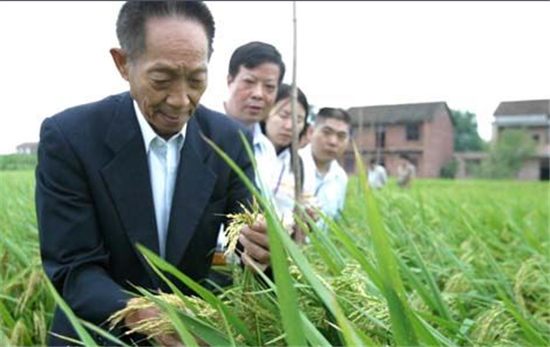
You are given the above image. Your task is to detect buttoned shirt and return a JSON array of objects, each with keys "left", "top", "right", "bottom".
[
  {"left": 134, "top": 101, "right": 186, "bottom": 258},
  {"left": 300, "top": 144, "right": 348, "bottom": 219}
]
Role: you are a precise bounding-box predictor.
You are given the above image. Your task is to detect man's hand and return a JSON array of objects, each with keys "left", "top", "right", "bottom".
[
  {"left": 124, "top": 307, "right": 183, "bottom": 346},
  {"left": 239, "top": 216, "right": 270, "bottom": 271}
]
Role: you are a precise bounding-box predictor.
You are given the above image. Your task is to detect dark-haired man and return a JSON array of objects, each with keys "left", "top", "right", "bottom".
[
  {"left": 36, "top": 2, "right": 268, "bottom": 346},
  {"left": 223, "top": 41, "right": 285, "bottom": 192},
  {"left": 214, "top": 41, "right": 285, "bottom": 264},
  {"left": 300, "top": 108, "right": 351, "bottom": 219}
]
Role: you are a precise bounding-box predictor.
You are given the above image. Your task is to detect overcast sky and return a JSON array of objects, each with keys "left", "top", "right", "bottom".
[{"left": 0, "top": 1, "right": 548, "bottom": 154}]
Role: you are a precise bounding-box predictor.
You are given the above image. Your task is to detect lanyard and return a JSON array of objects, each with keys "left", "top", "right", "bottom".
[{"left": 272, "top": 162, "right": 286, "bottom": 196}]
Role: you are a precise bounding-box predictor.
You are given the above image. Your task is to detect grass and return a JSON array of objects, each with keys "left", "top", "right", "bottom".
[
  {"left": 1, "top": 166, "right": 549, "bottom": 346},
  {"left": 0, "top": 171, "right": 53, "bottom": 346},
  {"left": 0, "top": 154, "right": 37, "bottom": 171}
]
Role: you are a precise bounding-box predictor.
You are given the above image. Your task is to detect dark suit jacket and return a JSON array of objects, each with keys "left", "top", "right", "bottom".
[{"left": 35, "top": 92, "right": 254, "bottom": 346}]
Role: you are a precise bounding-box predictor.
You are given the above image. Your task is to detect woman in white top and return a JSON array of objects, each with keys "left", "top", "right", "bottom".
[{"left": 261, "top": 84, "right": 315, "bottom": 237}]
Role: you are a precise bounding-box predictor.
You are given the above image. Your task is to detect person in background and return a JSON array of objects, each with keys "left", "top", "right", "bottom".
[
  {"left": 223, "top": 41, "right": 285, "bottom": 192},
  {"left": 214, "top": 41, "right": 285, "bottom": 262},
  {"left": 397, "top": 154, "right": 416, "bottom": 188},
  {"left": 35, "top": 3, "right": 270, "bottom": 345},
  {"left": 261, "top": 83, "right": 315, "bottom": 236},
  {"left": 368, "top": 158, "right": 388, "bottom": 189},
  {"left": 300, "top": 107, "right": 351, "bottom": 220}
]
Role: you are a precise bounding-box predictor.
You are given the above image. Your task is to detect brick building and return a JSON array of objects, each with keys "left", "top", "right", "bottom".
[
  {"left": 455, "top": 99, "right": 549, "bottom": 180},
  {"left": 346, "top": 101, "right": 454, "bottom": 178},
  {"left": 492, "top": 99, "right": 549, "bottom": 180}
]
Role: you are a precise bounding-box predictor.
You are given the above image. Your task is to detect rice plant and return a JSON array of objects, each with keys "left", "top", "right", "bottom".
[
  {"left": 0, "top": 171, "right": 54, "bottom": 347},
  {"left": 1, "top": 159, "right": 549, "bottom": 346}
]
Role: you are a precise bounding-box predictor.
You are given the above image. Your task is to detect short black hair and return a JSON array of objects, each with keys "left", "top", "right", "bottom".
[
  {"left": 228, "top": 41, "right": 285, "bottom": 84},
  {"left": 314, "top": 107, "right": 351, "bottom": 126},
  {"left": 116, "top": 1, "right": 215, "bottom": 61}
]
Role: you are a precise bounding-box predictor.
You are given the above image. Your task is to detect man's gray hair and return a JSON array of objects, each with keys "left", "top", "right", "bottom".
[{"left": 116, "top": 1, "right": 215, "bottom": 61}]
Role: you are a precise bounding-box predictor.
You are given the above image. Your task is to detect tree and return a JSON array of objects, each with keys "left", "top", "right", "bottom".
[
  {"left": 450, "top": 110, "right": 487, "bottom": 152},
  {"left": 477, "top": 129, "right": 537, "bottom": 179}
]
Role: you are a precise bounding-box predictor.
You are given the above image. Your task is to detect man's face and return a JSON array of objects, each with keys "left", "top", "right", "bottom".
[
  {"left": 265, "top": 98, "right": 306, "bottom": 151},
  {"left": 310, "top": 118, "right": 350, "bottom": 164},
  {"left": 224, "top": 63, "right": 281, "bottom": 126},
  {"left": 112, "top": 17, "right": 209, "bottom": 139}
]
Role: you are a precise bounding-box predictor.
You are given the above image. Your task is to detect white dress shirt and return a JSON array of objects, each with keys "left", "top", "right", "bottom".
[
  {"left": 300, "top": 144, "right": 348, "bottom": 219},
  {"left": 134, "top": 101, "right": 186, "bottom": 258},
  {"left": 251, "top": 123, "right": 278, "bottom": 198},
  {"left": 271, "top": 148, "right": 316, "bottom": 229}
]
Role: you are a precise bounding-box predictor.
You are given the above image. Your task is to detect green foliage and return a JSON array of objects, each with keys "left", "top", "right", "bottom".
[
  {"left": 477, "top": 129, "right": 537, "bottom": 179},
  {"left": 1, "top": 169, "right": 549, "bottom": 346},
  {"left": 0, "top": 171, "right": 54, "bottom": 346},
  {"left": 440, "top": 159, "right": 458, "bottom": 179},
  {"left": 0, "top": 154, "right": 37, "bottom": 171},
  {"left": 450, "top": 110, "right": 487, "bottom": 152}
]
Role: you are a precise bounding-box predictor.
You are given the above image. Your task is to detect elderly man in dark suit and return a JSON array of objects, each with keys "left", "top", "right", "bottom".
[{"left": 35, "top": 2, "right": 270, "bottom": 346}]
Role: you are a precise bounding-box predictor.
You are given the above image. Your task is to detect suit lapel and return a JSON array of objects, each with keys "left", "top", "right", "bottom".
[
  {"left": 100, "top": 94, "right": 160, "bottom": 284},
  {"left": 165, "top": 115, "right": 217, "bottom": 265}
]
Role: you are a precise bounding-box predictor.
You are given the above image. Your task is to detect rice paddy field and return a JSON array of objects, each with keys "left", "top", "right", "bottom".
[{"left": 0, "top": 169, "right": 548, "bottom": 346}]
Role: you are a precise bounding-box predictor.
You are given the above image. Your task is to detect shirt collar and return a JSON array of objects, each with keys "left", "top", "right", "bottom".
[
  {"left": 302, "top": 144, "right": 337, "bottom": 180},
  {"left": 133, "top": 100, "right": 186, "bottom": 153},
  {"left": 252, "top": 123, "right": 274, "bottom": 154}
]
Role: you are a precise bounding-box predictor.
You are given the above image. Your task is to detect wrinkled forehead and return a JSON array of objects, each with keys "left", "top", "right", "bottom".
[{"left": 235, "top": 63, "right": 281, "bottom": 81}]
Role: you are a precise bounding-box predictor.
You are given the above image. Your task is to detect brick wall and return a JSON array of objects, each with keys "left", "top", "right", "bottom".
[
  {"left": 423, "top": 108, "right": 455, "bottom": 177},
  {"left": 349, "top": 109, "right": 454, "bottom": 177}
]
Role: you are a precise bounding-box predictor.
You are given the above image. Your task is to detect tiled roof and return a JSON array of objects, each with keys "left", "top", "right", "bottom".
[
  {"left": 348, "top": 102, "right": 449, "bottom": 125},
  {"left": 494, "top": 99, "right": 549, "bottom": 116}
]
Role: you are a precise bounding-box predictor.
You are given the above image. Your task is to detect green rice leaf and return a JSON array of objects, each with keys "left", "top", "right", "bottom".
[
  {"left": 204, "top": 133, "right": 308, "bottom": 346},
  {"left": 262, "top": 210, "right": 307, "bottom": 347},
  {"left": 45, "top": 279, "right": 97, "bottom": 346},
  {"left": 135, "top": 287, "right": 199, "bottom": 347},
  {"left": 497, "top": 286, "right": 548, "bottom": 346},
  {"left": 300, "top": 311, "right": 332, "bottom": 347},
  {"left": 80, "top": 320, "right": 130, "bottom": 347},
  {"left": 331, "top": 295, "right": 376, "bottom": 346},
  {"left": 0, "top": 299, "right": 15, "bottom": 330},
  {"left": 353, "top": 143, "right": 419, "bottom": 346},
  {"left": 137, "top": 245, "right": 255, "bottom": 345}
]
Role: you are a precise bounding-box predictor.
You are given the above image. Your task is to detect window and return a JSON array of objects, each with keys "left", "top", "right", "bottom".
[
  {"left": 406, "top": 123, "right": 421, "bottom": 141},
  {"left": 375, "top": 125, "right": 386, "bottom": 148}
]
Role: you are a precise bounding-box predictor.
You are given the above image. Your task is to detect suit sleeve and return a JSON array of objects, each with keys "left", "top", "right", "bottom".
[{"left": 36, "top": 117, "right": 130, "bottom": 326}]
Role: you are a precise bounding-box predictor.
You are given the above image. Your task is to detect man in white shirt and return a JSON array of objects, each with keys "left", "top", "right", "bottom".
[
  {"left": 214, "top": 42, "right": 285, "bottom": 260},
  {"left": 223, "top": 41, "right": 285, "bottom": 193},
  {"left": 301, "top": 108, "right": 351, "bottom": 219},
  {"left": 368, "top": 158, "right": 388, "bottom": 190}
]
